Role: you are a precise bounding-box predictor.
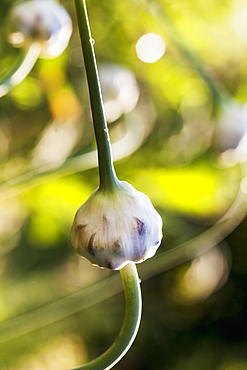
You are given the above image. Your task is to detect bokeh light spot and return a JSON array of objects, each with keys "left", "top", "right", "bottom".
[{"left": 135, "top": 33, "right": 166, "bottom": 63}]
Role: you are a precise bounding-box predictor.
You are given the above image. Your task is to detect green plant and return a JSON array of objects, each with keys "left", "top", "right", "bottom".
[{"left": 69, "top": 1, "right": 162, "bottom": 367}]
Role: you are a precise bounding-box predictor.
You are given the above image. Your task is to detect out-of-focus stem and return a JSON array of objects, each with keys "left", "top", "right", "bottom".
[{"left": 0, "top": 43, "right": 41, "bottom": 97}]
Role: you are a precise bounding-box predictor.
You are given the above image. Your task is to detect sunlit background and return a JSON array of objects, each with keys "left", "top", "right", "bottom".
[{"left": 0, "top": 0, "right": 247, "bottom": 369}]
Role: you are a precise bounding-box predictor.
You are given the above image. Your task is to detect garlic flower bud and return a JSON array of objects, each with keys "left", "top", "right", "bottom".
[
  {"left": 70, "top": 181, "right": 163, "bottom": 270},
  {"left": 6, "top": 0, "right": 72, "bottom": 58}
]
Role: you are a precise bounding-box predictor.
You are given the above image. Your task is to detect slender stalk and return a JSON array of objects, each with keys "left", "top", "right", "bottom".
[
  {"left": 74, "top": 0, "right": 119, "bottom": 191},
  {"left": 71, "top": 263, "right": 142, "bottom": 370}
]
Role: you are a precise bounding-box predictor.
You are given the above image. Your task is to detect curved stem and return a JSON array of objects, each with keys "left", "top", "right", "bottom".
[
  {"left": 74, "top": 0, "right": 119, "bottom": 191},
  {"left": 0, "top": 43, "right": 41, "bottom": 97},
  {"left": 71, "top": 263, "right": 142, "bottom": 370}
]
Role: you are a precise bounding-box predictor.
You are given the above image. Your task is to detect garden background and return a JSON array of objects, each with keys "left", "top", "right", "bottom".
[{"left": 0, "top": 0, "right": 247, "bottom": 369}]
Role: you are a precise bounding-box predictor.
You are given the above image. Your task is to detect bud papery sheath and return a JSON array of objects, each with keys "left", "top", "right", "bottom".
[{"left": 70, "top": 181, "right": 163, "bottom": 270}]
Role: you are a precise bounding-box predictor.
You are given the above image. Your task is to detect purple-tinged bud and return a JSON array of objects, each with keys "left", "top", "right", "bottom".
[{"left": 70, "top": 181, "right": 163, "bottom": 270}]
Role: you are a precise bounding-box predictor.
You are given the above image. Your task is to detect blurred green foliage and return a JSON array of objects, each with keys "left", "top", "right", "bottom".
[{"left": 0, "top": 0, "right": 247, "bottom": 369}]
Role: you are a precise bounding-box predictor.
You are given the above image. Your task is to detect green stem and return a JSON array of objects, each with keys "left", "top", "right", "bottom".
[
  {"left": 71, "top": 263, "right": 142, "bottom": 370},
  {"left": 74, "top": 0, "right": 119, "bottom": 191}
]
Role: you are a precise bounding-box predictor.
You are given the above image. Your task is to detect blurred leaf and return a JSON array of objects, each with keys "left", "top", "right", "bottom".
[
  {"left": 131, "top": 163, "right": 239, "bottom": 217},
  {"left": 24, "top": 176, "right": 94, "bottom": 247},
  {"left": 9, "top": 76, "right": 44, "bottom": 110}
]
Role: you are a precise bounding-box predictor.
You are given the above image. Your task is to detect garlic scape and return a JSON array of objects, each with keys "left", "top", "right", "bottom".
[
  {"left": 70, "top": 180, "right": 163, "bottom": 270},
  {"left": 69, "top": 0, "right": 163, "bottom": 369},
  {"left": 71, "top": 0, "right": 163, "bottom": 272}
]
